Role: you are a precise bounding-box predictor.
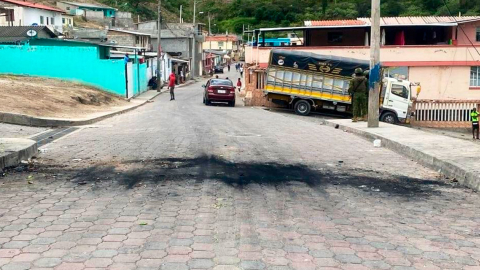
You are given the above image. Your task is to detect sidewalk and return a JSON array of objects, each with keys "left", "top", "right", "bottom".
[
  {"left": 0, "top": 138, "right": 37, "bottom": 170},
  {"left": 325, "top": 119, "right": 480, "bottom": 190},
  {"left": 0, "top": 90, "right": 161, "bottom": 127}
]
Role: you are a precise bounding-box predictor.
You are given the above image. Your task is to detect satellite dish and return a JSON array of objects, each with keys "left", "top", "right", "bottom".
[{"left": 26, "top": 30, "right": 37, "bottom": 37}]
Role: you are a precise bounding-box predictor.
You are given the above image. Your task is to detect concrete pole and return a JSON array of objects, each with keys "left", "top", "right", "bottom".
[
  {"left": 208, "top": 13, "right": 211, "bottom": 36},
  {"left": 368, "top": 0, "right": 381, "bottom": 127},
  {"left": 156, "top": 0, "right": 162, "bottom": 89},
  {"left": 191, "top": 0, "right": 196, "bottom": 80},
  {"left": 180, "top": 5, "right": 182, "bottom": 23}
]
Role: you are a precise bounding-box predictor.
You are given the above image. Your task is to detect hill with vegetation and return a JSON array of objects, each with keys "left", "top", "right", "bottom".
[{"left": 152, "top": 0, "right": 480, "bottom": 34}]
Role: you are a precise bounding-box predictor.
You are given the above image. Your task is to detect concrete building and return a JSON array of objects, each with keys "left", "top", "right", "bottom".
[
  {"left": 56, "top": 1, "right": 115, "bottom": 18},
  {"left": 0, "top": 0, "right": 64, "bottom": 33},
  {"left": 107, "top": 29, "right": 151, "bottom": 51},
  {"left": 62, "top": 13, "right": 74, "bottom": 28},
  {"left": 246, "top": 16, "right": 480, "bottom": 101},
  {"left": 135, "top": 22, "right": 205, "bottom": 77},
  {"left": 204, "top": 34, "right": 239, "bottom": 51}
]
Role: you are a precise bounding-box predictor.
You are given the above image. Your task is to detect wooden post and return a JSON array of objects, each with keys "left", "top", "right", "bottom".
[{"left": 368, "top": 0, "right": 381, "bottom": 127}]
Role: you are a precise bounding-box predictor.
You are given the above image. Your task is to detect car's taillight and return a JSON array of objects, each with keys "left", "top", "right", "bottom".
[{"left": 207, "top": 86, "right": 214, "bottom": 93}]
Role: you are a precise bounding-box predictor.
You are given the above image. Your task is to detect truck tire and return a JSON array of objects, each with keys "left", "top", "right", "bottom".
[
  {"left": 294, "top": 100, "right": 311, "bottom": 116},
  {"left": 380, "top": 111, "right": 397, "bottom": 124}
]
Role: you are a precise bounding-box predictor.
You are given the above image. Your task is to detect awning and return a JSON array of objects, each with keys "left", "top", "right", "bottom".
[{"left": 171, "top": 58, "right": 189, "bottom": 63}]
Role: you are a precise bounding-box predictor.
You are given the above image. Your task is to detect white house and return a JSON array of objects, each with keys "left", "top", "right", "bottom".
[{"left": 0, "top": 0, "right": 64, "bottom": 33}]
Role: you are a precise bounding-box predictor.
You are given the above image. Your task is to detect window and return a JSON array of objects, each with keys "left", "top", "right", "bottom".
[
  {"left": 62, "top": 18, "right": 65, "bottom": 24},
  {"left": 391, "top": 84, "right": 409, "bottom": 99},
  {"left": 66, "top": 6, "right": 70, "bottom": 10},
  {"left": 328, "top": 32, "right": 343, "bottom": 44},
  {"left": 471, "top": 67, "right": 480, "bottom": 87},
  {"left": 40, "top": 16, "right": 44, "bottom": 24},
  {"left": 218, "top": 41, "right": 224, "bottom": 47},
  {"left": 477, "top": 27, "right": 480, "bottom": 42},
  {"left": 51, "top": 18, "right": 54, "bottom": 25},
  {"left": 46, "top": 17, "right": 49, "bottom": 25}
]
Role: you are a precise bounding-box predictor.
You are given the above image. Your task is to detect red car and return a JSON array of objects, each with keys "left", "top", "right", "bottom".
[{"left": 202, "top": 79, "right": 236, "bottom": 107}]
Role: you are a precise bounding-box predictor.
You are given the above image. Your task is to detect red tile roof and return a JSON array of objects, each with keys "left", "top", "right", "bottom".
[
  {"left": 205, "top": 35, "right": 238, "bottom": 42},
  {"left": 306, "top": 20, "right": 366, "bottom": 26},
  {"left": 0, "top": 0, "right": 64, "bottom": 12}
]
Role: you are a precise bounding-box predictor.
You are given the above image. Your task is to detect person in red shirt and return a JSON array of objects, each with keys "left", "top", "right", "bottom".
[
  {"left": 236, "top": 78, "right": 242, "bottom": 92},
  {"left": 168, "top": 72, "right": 176, "bottom": 101}
]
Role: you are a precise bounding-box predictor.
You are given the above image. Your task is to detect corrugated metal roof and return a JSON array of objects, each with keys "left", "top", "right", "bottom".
[
  {"left": 305, "top": 16, "right": 480, "bottom": 27},
  {"left": 0, "top": 26, "right": 57, "bottom": 38},
  {"left": 305, "top": 20, "right": 366, "bottom": 26},
  {"left": 0, "top": 0, "right": 64, "bottom": 12},
  {"left": 108, "top": 29, "right": 151, "bottom": 36},
  {"left": 358, "top": 16, "right": 480, "bottom": 25}
]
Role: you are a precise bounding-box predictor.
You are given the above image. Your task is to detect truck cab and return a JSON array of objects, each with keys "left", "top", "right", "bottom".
[{"left": 380, "top": 77, "right": 417, "bottom": 124}]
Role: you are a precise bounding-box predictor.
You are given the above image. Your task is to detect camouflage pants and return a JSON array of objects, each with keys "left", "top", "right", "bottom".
[{"left": 353, "top": 93, "right": 367, "bottom": 118}]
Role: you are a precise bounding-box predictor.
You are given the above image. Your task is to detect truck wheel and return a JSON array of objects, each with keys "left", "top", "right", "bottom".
[
  {"left": 380, "top": 112, "right": 397, "bottom": 124},
  {"left": 294, "top": 100, "right": 311, "bottom": 116}
]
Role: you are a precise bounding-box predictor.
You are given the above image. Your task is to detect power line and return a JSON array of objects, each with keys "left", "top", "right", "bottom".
[{"left": 441, "top": 0, "right": 480, "bottom": 57}]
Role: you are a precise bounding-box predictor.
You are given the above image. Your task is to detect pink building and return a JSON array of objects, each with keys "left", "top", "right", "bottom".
[{"left": 245, "top": 16, "right": 480, "bottom": 101}]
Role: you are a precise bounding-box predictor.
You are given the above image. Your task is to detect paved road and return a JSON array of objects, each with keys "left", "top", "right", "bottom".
[{"left": 1, "top": 70, "right": 479, "bottom": 270}]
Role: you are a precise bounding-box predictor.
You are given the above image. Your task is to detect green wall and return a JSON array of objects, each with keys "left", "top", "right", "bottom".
[
  {"left": 0, "top": 44, "right": 127, "bottom": 96},
  {"left": 132, "top": 63, "right": 148, "bottom": 96}
]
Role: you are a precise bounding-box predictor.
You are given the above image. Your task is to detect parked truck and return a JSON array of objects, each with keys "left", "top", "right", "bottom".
[{"left": 264, "top": 49, "right": 419, "bottom": 124}]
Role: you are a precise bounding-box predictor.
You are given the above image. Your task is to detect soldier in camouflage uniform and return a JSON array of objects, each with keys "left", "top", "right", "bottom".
[{"left": 348, "top": 68, "right": 368, "bottom": 122}]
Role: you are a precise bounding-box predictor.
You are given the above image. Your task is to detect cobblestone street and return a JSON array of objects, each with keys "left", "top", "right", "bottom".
[{"left": 1, "top": 74, "right": 480, "bottom": 270}]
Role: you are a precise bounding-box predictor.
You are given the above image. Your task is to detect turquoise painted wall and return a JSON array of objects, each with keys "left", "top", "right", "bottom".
[
  {"left": 132, "top": 63, "right": 148, "bottom": 96},
  {"left": 0, "top": 44, "right": 127, "bottom": 96}
]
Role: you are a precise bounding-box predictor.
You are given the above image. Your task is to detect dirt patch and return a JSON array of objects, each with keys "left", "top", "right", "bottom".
[{"left": 0, "top": 75, "right": 130, "bottom": 119}]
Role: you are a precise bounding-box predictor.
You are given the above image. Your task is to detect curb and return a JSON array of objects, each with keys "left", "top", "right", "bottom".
[
  {"left": 322, "top": 119, "right": 480, "bottom": 191},
  {"left": 0, "top": 92, "right": 161, "bottom": 128},
  {"left": 0, "top": 138, "right": 37, "bottom": 170}
]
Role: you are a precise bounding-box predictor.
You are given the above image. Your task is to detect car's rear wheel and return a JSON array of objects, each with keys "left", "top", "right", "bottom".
[
  {"left": 294, "top": 100, "right": 311, "bottom": 116},
  {"left": 205, "top": 98, "right": 211, "bottom": 106},
  {"left": 229, "top": 100, "right": 235, "bottom": 107}
]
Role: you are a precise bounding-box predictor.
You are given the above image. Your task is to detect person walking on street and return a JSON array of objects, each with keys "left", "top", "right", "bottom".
[
  {"left": 168, "top": 72, "right": 176, "bottom": 101},
  {"left": 237, "top": 78, "right": 242, "bottom": 92},
  {"left": 240, "top": 66, "right": 244, "bottom": 77},
  {"left": 348, "top": 68, "right": 368, "bottom": 122},
  {"left": 472, "top": 107, "right": 479, "bottom": 139},
  {"left": 228, "top": 64, "right": 231, "bottom": 72}
]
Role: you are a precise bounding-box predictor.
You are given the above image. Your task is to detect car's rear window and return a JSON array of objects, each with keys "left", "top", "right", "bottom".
[{"left": 211, "top": 79, "right": 233, "bottom": 86}]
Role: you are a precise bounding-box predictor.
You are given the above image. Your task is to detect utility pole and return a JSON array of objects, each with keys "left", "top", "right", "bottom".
[
  {"left": 208, "top": 13, "right": 211, "bottom": 35},
  {"left": 156, "top": 0, "right": 162, "bottom": 90},
  {"left": 179, "top": 5, "right": 182, "bottom": 23},
  {"left": 191, "top": 0, "right": 196, "bottom": 80},
  {"left": 368, "top": 0, "right": 381, "bottom": 127}
]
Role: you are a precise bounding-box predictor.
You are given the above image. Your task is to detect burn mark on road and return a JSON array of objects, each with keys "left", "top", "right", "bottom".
[{"left": 40, "top": 155, "right": 451, "bottom": 198}]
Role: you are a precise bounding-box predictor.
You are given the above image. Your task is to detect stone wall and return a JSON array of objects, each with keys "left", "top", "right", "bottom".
[
  {"left": 107, "top": 33, "right": 135, "bottom": 47},
  {"left": 85, "top": 10, "right": 103, "bottom": 20},
  {"left": 115, "top": 12, "right": 133, "bottom": 28},
  {"left": 244, "top": 68, "right": 282, "bottom": 107}
]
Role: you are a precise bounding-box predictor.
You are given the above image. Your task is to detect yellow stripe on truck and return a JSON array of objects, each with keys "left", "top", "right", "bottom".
[{"left": 265, "top": 85, "right": 351, "bottom": 103}]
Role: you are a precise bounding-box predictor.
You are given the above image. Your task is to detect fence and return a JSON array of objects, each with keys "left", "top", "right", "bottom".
[{"left": 412, "top": 100, "right": 480, "bottom": 128}]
